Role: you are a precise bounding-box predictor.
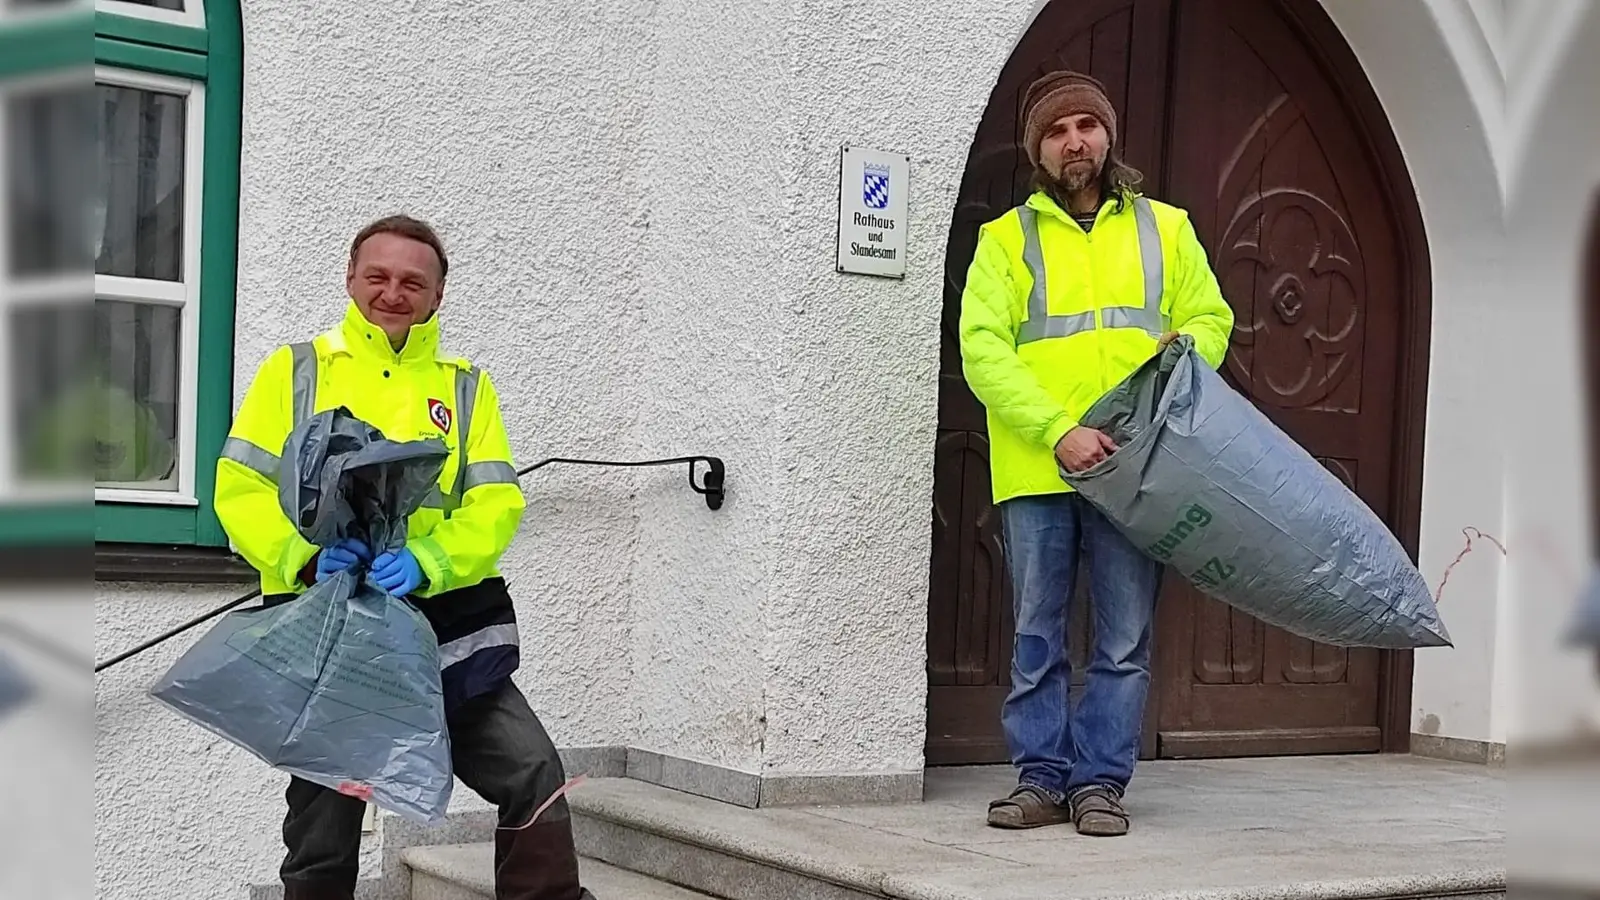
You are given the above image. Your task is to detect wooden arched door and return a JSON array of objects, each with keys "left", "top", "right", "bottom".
[{"left": 926, "top": 0, "right": 1430, "bottom": 764}]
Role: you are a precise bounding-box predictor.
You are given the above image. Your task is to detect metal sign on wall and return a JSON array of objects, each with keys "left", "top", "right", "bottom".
[{"left": 835, "top": 144, "right": 910, "bottom": 279}]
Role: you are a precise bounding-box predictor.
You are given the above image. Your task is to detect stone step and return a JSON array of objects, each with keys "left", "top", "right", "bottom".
[
  {"left": 562, "top": 773, "right": 1506, "bottom": 900},
  {"left": 569, "top": 778, "right": 892, "bottom": 899},
  {"left": 403, "top": 844, "right": 719, "bottom": 900}
]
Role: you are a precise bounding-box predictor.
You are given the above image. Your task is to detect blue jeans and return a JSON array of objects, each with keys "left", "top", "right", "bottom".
[{"left": 999, "top": 492, "right": 1162, "bottom": 798}]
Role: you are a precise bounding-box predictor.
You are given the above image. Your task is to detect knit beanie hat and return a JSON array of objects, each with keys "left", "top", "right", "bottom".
[{"left": 1022, "top": 70, "right": 1118, "bottom": 168}]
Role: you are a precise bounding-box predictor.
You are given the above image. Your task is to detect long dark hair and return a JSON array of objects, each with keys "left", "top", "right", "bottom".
[{"left": 1031, "top": 151, "right": 1145, "bottom": 212}]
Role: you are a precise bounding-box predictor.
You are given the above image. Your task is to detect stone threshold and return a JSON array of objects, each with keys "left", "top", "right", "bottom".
[
  {"left": 405, "top": 844, "right": 714, "bottom": 899},
  {"left": 1409, "top": 733, "right": 1507, "bottom": 767},
  {"left": 567, "top": 773, "right": 1506, "bottom": 900},
  {"left": 512, "top": 744, "right": 923, "bottom": 809},
  {"left": 623, "top": 747, "right": 923, "bottom": 808}
]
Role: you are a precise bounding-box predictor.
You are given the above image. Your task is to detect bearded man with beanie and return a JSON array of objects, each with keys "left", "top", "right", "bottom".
[{"left": 959, "top": 71, "right": 1235, "bottom": 835}]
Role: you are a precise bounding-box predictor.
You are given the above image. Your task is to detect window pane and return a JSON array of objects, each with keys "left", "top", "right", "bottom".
[
  {"left": 96, "top": 83, "right": 185, "bottom": 282},
  {"left": 12, "top": 300, "right": 182, "bottom": 491},
  {"left": 9, "top": 301, "right": 93, "bottom": 486},
  {"left": 95, "top": 299, "right": 181, "bottom": 489},
  {"left": 6, "top": 86, "right": 92, "bottom": 279}
]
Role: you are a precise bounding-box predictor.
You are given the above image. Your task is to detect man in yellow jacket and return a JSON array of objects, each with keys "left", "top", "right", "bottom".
[
  {"left": 215, "top": 216, "right": 594, "bottom": 900},
  {"left": 960, "top": 72, "right": 1235, "bottom": 837}
]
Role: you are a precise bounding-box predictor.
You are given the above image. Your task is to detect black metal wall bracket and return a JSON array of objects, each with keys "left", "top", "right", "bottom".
[
  {"left": 691, "top": 457, "right": 726, "bottom": 510},
  {"left": 515, "top": 455, "right": 726, "bottom": 511}
]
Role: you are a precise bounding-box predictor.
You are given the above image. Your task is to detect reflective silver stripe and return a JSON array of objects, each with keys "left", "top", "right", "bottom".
[
  {"left": 1016, "top": 207, "right": 1056, "bottom": 345},
  {"left": 421, "top": 486, "right": 446, "bottom": 510},
  {"left": 463, "top": 460, "right": 517, "bottom": 490},
  {"left": 289, "top": 341, "right": 318, "bottom": 426},
  {"left": 1102, "top": 306, "right": 1153, "bottom": 330},
  {"left": 1013, "top": 198, "right": 1166, "bottom": 345},
  {"left": 455, "top": 366, "right": 480, "bottom": 447},
  {"left": 438, "top": 623, "right": 520, "bottom": 669},
  {"left": 1024, "top": 310, "right": 1097, "bottom": 340},
  {"left": 449, "top": 366, "right": 482, "bottom": 503},
  {"left": 1129, "top": 196, "right": 1165, "bottom": 335},
  {"left": 221, "top": 436, "right": 280, "bottom": 481}
]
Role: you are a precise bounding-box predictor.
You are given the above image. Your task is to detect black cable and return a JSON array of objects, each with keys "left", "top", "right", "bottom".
[
  {"left": 91, "top": 591, "right": 261, "bottom": 673},
  {"left": 93, "top": 454, "right": 723, "bottom": 674}
]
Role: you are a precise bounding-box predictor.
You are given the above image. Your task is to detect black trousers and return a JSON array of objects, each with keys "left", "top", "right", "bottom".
[{"left": 280, "top": 677, "right": 571, "bottom": 889}]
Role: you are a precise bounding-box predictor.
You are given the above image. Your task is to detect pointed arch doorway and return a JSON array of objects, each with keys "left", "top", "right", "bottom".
[{"left": 925, "top": 0, "right": 1432, "bottom": 764}]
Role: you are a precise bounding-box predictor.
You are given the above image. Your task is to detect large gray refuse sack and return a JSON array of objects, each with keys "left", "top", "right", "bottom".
[
  {"left": 151, "top": 408, "right": 456, "bottom": 823},
  {"left": 1060, "top": 336, "right": 1451, "bottom": 649}
]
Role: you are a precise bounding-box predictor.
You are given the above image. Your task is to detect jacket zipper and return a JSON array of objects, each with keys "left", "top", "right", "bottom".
[{"left": 1084, "top": 215, "right": 1109, "bottom": 397}]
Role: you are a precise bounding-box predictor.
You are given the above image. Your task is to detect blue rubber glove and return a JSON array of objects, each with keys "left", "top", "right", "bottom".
[
  {"left": 370, "top": 547, "right": 425, "bottom": 597},
  {"left": 315, "top": 538, "right": 372, "bottom": 583}
]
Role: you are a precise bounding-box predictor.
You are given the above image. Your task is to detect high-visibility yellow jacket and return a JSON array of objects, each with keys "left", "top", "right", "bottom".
[
  {"left": 215, "top": 301, "right": 525, "bottom": 598},
  {"left": 959, "top": 190, "right": 1235, "bottom": 504}
]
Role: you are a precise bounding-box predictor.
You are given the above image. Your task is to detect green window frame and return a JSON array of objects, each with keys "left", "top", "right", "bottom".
[{"left": 0, "top": 2, "right": 242, "bottom": 549}]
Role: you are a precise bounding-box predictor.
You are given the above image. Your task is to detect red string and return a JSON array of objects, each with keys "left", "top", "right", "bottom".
[
  {"left": 502, "top": 774, "right": 589, "bottom": 831},
  {"left": 1433, "top": 527, "right": 1507, "bottom": 604}
]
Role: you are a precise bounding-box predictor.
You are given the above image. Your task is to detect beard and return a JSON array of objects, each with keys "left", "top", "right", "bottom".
[{"left": 1049, "top": 156, "right": 1103, "bottom": 193}]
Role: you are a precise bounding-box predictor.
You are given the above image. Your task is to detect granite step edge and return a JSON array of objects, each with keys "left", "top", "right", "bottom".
[
  {"left": 566, "top": 777, "right": 934, "bottom": 898},
  {"left": 959, "top": 869, "right": 1508, "bottom": 900},
  {"left": 401, "top": 842, "right": 723, "bottom": 899}
]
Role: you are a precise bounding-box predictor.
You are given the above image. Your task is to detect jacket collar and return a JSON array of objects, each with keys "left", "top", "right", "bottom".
[
  {"left": 1025, "top": 189, "right": 1136, "bottom": 228},
  {"left": 324, "top": 299, "right": 447, "bottom": 365}
]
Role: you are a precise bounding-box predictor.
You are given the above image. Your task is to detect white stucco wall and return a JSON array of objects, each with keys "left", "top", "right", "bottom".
[
  {"left": 621, "top": 0, "right": 784, "bottom": 778},
  {"left": 621, "top": 0, "right": 1025, "bottom": 779},
  {"left": 752, "top": 0, "right": 1016, "bottom": 775},
  {"left": 1317, "top": 0, "right": 1511, "bottom": 746}
]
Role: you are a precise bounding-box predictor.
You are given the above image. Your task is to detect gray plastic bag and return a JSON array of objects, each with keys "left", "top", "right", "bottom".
[
  {"left": 150, "top": 408, "right": 456, "bottom": 823},
  {"left": 1060, "top": 336, "right": 1451, "bottom": 649}
]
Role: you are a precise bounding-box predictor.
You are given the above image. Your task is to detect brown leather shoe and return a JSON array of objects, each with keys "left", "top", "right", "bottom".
[
  {"left": 494, "top": 816, "right": 595, "bottom": 899},
  {"left": 986, "top": 783, "right": 1073, "bottom": 829},
  {"left": 1070, "top": 785, "right": 1130, "bottom": 836}
]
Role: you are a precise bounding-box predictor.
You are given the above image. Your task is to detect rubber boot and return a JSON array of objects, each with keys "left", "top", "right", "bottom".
[
  {"left": 281, "top": 880, "right": 355, "bottom": 900},
  {"left": 493, "top": 815, "right": 595, "bottom": 900}
]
